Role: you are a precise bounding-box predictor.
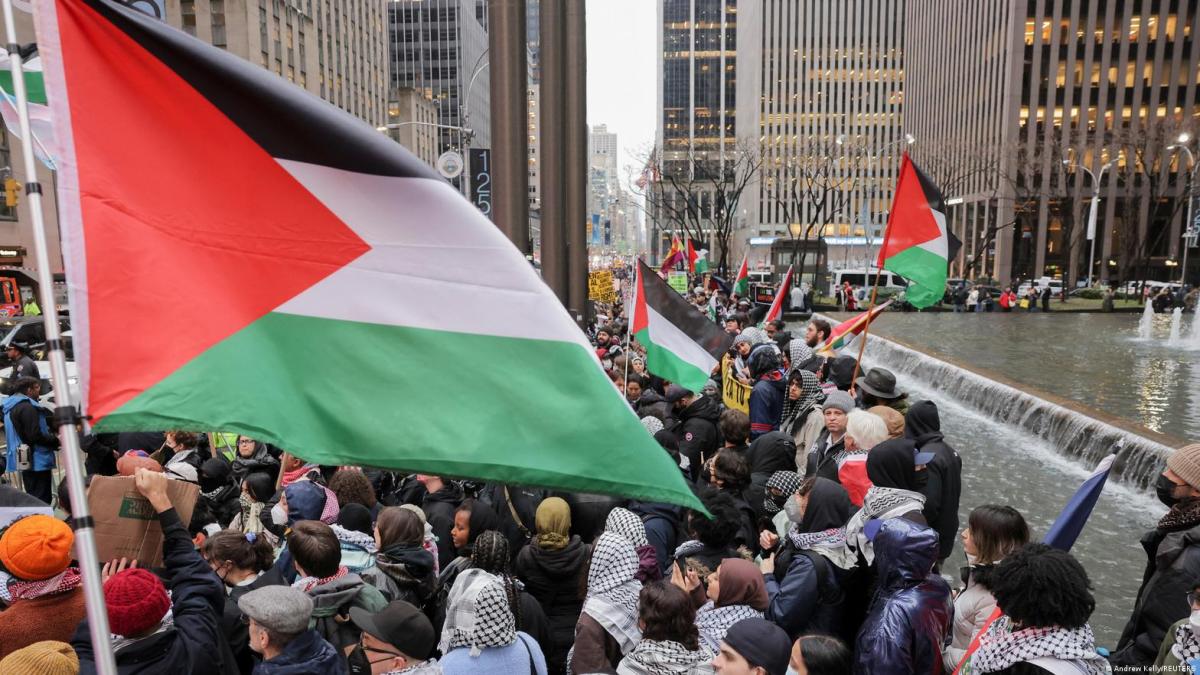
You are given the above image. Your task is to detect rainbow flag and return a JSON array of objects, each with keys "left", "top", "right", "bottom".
[{"left": 814, "top": 300, "right": 893, "bottom": 356}]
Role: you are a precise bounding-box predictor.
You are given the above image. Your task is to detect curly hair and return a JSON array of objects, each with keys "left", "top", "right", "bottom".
[
  {"left": 471, "top": 530, "right": 522, "bottom": 628},
  {"left": 990, "top": 543, "right": 1095, "bottom": 629},
  {"left": 713, "top": 449, "right": 750, "bottom": 491},
  {"left": 328, "top": 469, "right": 378, "bottom": 510},
  {"left": 638, "top": 581, "right": 700, "bottom": 651},
  {"left": 687, "top": 485, "right": 742, "bottom": 549}
]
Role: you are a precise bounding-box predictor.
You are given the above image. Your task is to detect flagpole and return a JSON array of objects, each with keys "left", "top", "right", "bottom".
[
  {"left": 0, "top": 6, "right": 118, "bottom": 674},
  {"left": 849, "top": 259, "right": 884, "bottom": 393}
]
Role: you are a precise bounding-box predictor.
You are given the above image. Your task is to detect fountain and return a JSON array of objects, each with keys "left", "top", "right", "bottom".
[
  {"left": 1191, "top": 309, "right": 1200, "bottom": 350},
  {"left": 1170, "top": 308, "right": 1184, "bottom": 345},
  {"left": 1138, "top": 299, "right": 1155, "bottom": 340}
]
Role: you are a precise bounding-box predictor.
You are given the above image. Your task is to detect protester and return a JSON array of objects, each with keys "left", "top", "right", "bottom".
[
  {"left": 822, "top": 356, "right": 858, "bottom": 393},
  {"left": 779, "top": 370, "right": 825, "bottom": 457},
  {"left": 838, "top": 409, "right": 890, "bottom": 506},
  {"left": 719, "top": 409, "right": 751, "bottom": 456},
  {"left": 437, "top": 566, "right": 549, "bottom": 674},
  {"left": 361, "top": 505, "right": 437, "bottom": 607},
  {"left": 711, "top": 617, "right": 792, "bottom": 675},
  {"left": 0, "top": 515, "right": 85, "bottom": 657},
  {"left": 790, "top": 634, "right": 852, "bottom": 675},
  {"left": 667, "top": 385, "right": 721, "bottom": 478},
  {"left": 328, "top": 469, "right": 380, "bottom": 521},
  {"left": 198, "top": 456, "right": 241, "bottom": 526},
  {"left": 844, "top": 439, "right": 933, "bottom": 564},
  {"left": 748, "top": 345, "right": 786, "bottom": 440},
  {"left": 415, "top": 474, "right": 466, "bottom": 569},
  {"left": 674, "top": 488, "right": 747, "bottom": 586},
  {"left": 3, "top": 376, "right": 59, "bottom": 503},
  {"left": 1154, "top": 579, "right": 1200, "bottom": 670},
  {"left": 1113, "top": 443, "right": 1200, "bottom": 666},
  {"left": 760, "top": 470, "right": 801, "bottom": 539},
  {"left": 349, "top": 600, "right": 441, "bottom": 674},
  {"left": 0, "top": 640, "right": 79, "bottom": 675},
  {"left": 852, "top": 517, "right": 951, "bottom": 675},
  {"left": 204, "top": 529, "right": 287, "bottom": 672},
  {"left": 437, "top": 498, "right": 502, "bottom": 597},
  {"left": 607, "top": 507, "right": 662, "bottom": 583},
  {"left": 231, "top": 435, "right": 280, "bottom": 485},
  {"left": 161, "top": 430, "right": 208, "bottom": 482},
  {"left": 228, "top": 471, "right": 279, "bottom": 546},
  {"left": 853, "top": 369, "right": 908, "bottom": 415},
  {"left": 471, "top": 530, "right": 552, "bottom": 649},
  {"left": 943, "top": 505, "right": 1030, "bottom": 671},
  {"left": 970, "top": 544, "right": 1108, "bottom": 675},
  {"left": 616, "top": 581, "right": 714, "bottom": 674},
  {"left": 571, "top": 532, "right": 643, "bottom": 673},
  {"left": 905, "top": 400, "right": 963, "bottom": 564},
  {"left": 868, "top": 405, "right": 905, "bottom": 440},
  {"left": 804, "top": 391, "right": 853, "bottom": 483},
  {"left": 678, "top": 558, "right": 768, "bottom": 653},
  {"left": 238, "top": 585, "right": 346, "bottom": 674}
]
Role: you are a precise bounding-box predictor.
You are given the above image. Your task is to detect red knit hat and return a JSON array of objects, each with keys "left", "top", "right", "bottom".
[
  {"left": 0, "top": 515, "right": 74, "bottom": 581},
  {"left": 104, "top": 568, "right": 170, "bottom": 637}
]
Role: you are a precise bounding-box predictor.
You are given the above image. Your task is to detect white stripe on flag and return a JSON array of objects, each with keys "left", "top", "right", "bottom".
[{"left": 645, "top": 303, "right": 720, "bottom": 375}]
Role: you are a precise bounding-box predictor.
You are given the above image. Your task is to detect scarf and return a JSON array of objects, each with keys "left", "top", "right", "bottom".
[
  {"left": 695, "top": 601, "right": 763, "bottom": 652},
  {"left": 763, "top": 470, "right": 802, "bottom": 515},
  {"left": 607, "top": 507, "right": 649, "bottom": 548},
  {"left": 1172, "top": 621, "right": 1200, "bottom": 663},
  {"left": 780, "top": 371, "right": 823, "bottom": 436},
  {"left": 786, "top": 340, "right": 814, "bottom": 376},
  {"left": 331, "top": 524, "right": 378, "bottom": 553},
  {"left": 8, "top": 568, "right": 82, "bottom": 601},
  {"left": 583, "top": 532, "right": 643, "bottom": 654},
  {"left": 280, "top": 463, "right": 318, "bottom": 487},
  {"left": 439, "top": 568, "right": 517, "bottom": 656},
  {"left": 534, "top": 497, "right": 572, "bottom": 551},
  {"left": 844, "top": 486, "right": 926, "bottom": 564},
  {"left": 1159, "top": 497, "right": 1200, "bottom": 532},
  {"left": 787, "top": 527, "right": 859, "bottom": 571},
  {"left": 383, "top": 659, "right": 440, "bottom": 675},
  {"left": 970, "top": 616, "right": 1111, "bottom": 675},
  {"left": 238, "top": 492, "right": 267, "bottom": 534},
  {"left": 616, "top": 639, "right": 715, "bottom": 675},
  {"left": 292, "top": 565, "right": 349, "bottom": 593},
  {"left": 112, "top": 606, "right": 175, "bottom": 650}
]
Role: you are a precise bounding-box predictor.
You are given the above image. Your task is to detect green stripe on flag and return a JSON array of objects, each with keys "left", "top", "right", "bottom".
[
  {"left": 636, "top": 327, "right": 712, "bottom": 393},
  {"left": 0, "top": 70, "right": 47, "bottom": 106},
  {"left": 96, "top": 311, "right": 702, "bottom": 510},
  {"left": 883, "top": 245, "right": 948, "bottom": 309}
]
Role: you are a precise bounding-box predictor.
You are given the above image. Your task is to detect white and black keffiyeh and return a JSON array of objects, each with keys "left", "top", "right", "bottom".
[
  {"left": 607, "top": 507, "right": 649, "bottom": 548},
  {"left": 1172, "top": 621, "right": 1200, "bottom": 663},
  {"left": 762, "top": 471, "right": 801, "bottom": 515},
  {"left": 780, "top": 370, "right": 823, "bottom": 437},
  {"left": 788, "top": 527, "right": 859, "bottom": 571},
  {"left": 582, "top": 532, "right": 643, "bottom": 655},
  {"left": 970, "top": 616, "right": 1111, "bottom": 675},
  {"left": 786, "top": 339, "right": 814, "bottom": 376},
  {"left": 844, "top": 486, "right": 926, "bottom": 564},
  {"left": 694, "top": 601, "right": 763, "bottom": 652},
  {"left": 616, "top": 639, "right": 716, "bottom": 675},
  {"left": 438, "top": 568, "right": 517, "bottom": 657},
  {"left": 642, "top": 416, "right": 666, "bottom": 436}
]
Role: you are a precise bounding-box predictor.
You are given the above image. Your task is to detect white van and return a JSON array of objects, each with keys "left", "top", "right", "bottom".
[{"left": 827, "top": 269, "right": 907, "bottom": 297}]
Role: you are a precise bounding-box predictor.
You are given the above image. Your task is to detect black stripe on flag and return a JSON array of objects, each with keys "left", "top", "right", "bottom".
[
  {"left": 911, "top": 157, "right": 963, "bottom": 262},
  {"left": 639, "top": 261, "right": 733, "bottom": 360},
  {"left": 80, "top": 0, "right": 436, "bottom": 179}
]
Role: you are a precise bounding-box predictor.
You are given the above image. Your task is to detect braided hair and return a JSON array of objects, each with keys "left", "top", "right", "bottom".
[{"left": 470, "top": 530, "right": 522, "bottom": 628}]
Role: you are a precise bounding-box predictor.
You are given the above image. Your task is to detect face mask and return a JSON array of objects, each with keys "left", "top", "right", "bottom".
[
  {"left": 270, "top": 503, "right": 287, "bottom": 527},
  {"left": 1190, "top": 610, "right": 1200, "bottom": 633},
  {"left": 1157, "top": 474, "right": 1182, "bottom": 507},
  {"left": 770, "top": 492, "right": 789, "bottom": 509},
  {"left": 784, "top": 496, "right": 804, "bottom": 524},
  {"left": 239, "top": 492, "right": 254, "bottom": 508},
  {"left": 787, "top": 669, "right": 800, "bottom": 675}
]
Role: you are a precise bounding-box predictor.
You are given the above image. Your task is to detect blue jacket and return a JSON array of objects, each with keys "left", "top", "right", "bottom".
[
  {"left": 853, "top": 518, "right": 951, "bottom": 675},
  {"left": 441, "top": 632, "right": 547, "bottom": 675},
  {"left": 631, "top": 501, "right": 683, "bottom": 577},
  {"left": 749, "top": 372, "right": 786, "bottom": 439},
  {"left": 3, "top": 394, "right": 56, "bottom": 471},
  {"left": 764, "top": 544, "right": 844, "bottom": 640},
  {"left": 253, "top": 629, "right": 347, "bottom": 674}
]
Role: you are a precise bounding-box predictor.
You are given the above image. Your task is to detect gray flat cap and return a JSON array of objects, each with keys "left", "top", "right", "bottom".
[{"left": 238, "top": 585, "right": 314, "bottom": 635}]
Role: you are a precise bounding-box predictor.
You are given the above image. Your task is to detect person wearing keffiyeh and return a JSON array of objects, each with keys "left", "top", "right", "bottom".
[
  {"left": 0, "top": 515, "right": 85, "bottom": 658},
  {"left": 607, "top": 507, "right": 661, "bottom": 583},
  {"left": 569, "top": 532, "right": 644, "bottom": 674},
  {"left": 439, "top": 568, "right": 549, "bottom": 674},
  {"left": 681, "top": 558, "right": 766, "bottom": 653},
  {"left": 616, "top": 581, "right": 714, "bottom": 675},
  {"left": 843, "top": 438, "right": 930, "bottom": 565}
]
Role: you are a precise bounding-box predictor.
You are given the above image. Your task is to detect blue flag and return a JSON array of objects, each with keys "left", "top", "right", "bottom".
[{"left": 1042, "top": 453, "right": 1117, "bottom": 551}]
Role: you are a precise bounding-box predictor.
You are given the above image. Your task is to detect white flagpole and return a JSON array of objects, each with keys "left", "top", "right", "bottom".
[{"left": 0, "top": 5, "right": 118, "bottom": 673}]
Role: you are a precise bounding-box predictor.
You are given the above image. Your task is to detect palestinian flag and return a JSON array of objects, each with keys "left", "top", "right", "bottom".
[
  {"left": 633, "top": 261, "right": 733, "bottom": 392},
  {"left": 732, "top": 253, "right": 750, "bottom": 297},
  {"left": 36, "top": 0, "right": 701, "bottom": 510},
  {"left": 660, "top": 235, "right": 684, "bottom": 273},
  {"left": 761, "top": 265, "right": 793, "bottom": 326},
  {"left": 814, "top": 300, "right": 893, "bottom": 356},
  {"left": 686, "top": 239, "right": 698, "bottom": 273},
  {"left": 876, "top": 153, "right": 961, "bottom": 309},
  {"left": 694, "top": 249, "right": 709, "bottom": 275},
  {"left": 0, "top": 51, "right": 58, "bottom": 168}
]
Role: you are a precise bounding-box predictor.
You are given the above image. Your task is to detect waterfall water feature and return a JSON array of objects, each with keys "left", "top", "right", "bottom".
[
  {"left": 1191, "top": 309, "right": 1200, "bottom": 350},
  {"left": 1170, "top": 308, "right": 1184, "bottom": 344},
  {"left": 860, "top": 335, "right": 1172, "bottom": 491},
  {"left": 1138, "top": 299, "right": 1156, "bottom": 339}
]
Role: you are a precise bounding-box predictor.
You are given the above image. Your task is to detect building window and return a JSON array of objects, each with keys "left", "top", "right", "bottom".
[
  {"left": 211, "top": 0, "right": 227, "bottom": 47},
  {"left": 181, "top": 0, "right": 196, "bottom": 35}
]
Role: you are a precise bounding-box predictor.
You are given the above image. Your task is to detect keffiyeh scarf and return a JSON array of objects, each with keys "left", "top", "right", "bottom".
[
  {"left": 1172, "top": 621, "right": 1200, "bottom": 663},
  {"left": 292, "top": 565, "right": 349, "bottom": 593},
  {"left": 970, "top": 616, "right": 1111, "bottom": 675},
  {"left": 607, "top": 507, "right": 649, "bottom": 548},
  {"left": 583, "top": 532, "right": 644, "bottom": 654},
  {"left": 780, "top": 371, "right": 823, "bottom": 437},
  {"left": 8, "top": 568, "right": 82, "bottom": 601},
  {"left": 642, "top": 416, "right": 666, "bottom": 436},
  {"left": 238, "top": 492, "right": 267, "bottom": 534},
  {"left": 844, "top": 487, "right": 926, "bottom": 564},
  {"left": 788, "top": 527, "right": 859, "bottom": 571},
  {"left": 762, "top": 470, "right": 801, "bottom": 515},
  {"left": 695, "top": 601, "right": 762, "bottom": 652},
  {"left": 786, "top": 340, "right": 814, "bottom": 377},
  {"left": 617, "top": 639, "right": 715, "bottom": 675},
  {"left": 439, "top": 568, "right": 517, "bottom": 657}
]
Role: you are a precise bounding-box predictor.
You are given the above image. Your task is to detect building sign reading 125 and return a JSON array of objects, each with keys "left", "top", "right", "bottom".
[{"left": 469, "top": 148, "right": 492, "bottom": 220}]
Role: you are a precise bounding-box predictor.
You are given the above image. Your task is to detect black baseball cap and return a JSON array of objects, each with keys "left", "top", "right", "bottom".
[
  {"left": 664, "top": 384, "right": 693, "bottom": 403},
  {"left": 349, "top": 600, "right": 435, "bottom": 660}
]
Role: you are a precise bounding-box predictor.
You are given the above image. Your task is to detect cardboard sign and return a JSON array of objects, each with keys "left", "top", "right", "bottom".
[
  {"left": 87, "top": 475, "right": 199, "bottom": 568},
  {"left": 588, "top": 270, "right": 618, "bottom": 304},
  {"left": 721, "top": 355, "right": 751, "bottom": 413}
]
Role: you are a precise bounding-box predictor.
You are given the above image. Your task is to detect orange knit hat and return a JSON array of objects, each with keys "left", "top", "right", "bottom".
[{"left": 0, "top": 515, "right": 74, "bottom": 581}]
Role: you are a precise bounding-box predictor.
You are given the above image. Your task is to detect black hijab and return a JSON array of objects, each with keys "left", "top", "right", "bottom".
[
  {"left": 799, "top": 477, "right": 853, "bottom": 533},
  {"left": 866, "top": 438, "right": 921, "bottom": 491},
  {"left": 905, "top": 400, "right": 943, "bottom": 445},
  {"left": 745, "top": 432, "right": 796, "bottom": 477}
]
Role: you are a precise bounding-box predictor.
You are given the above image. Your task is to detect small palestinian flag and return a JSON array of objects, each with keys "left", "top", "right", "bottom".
[
  {"left": 694, "top": 249, "right": 709, "bottom": 275},
  {"left": 732, "top": 253, "right": 750, "bottom": 297},
  {"left": 633, "top": 261, "right": 733, "bottom": 392},
  {"left": 876, "top": 153, "right": 962, "bottom": 309},
  {"left": 814, "top": 300, "right": 894, "bottom": 356},
  {"left": 761, "top": 265, "right": 793, "bottom": 326},
  {"left": 36, "top": 0, "right": 700, "bottom": 510}
]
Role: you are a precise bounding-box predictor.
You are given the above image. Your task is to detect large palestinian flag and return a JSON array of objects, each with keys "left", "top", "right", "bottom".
[
  {"left": 876, "top": 153, "right": 961, "bottom": 309},
  {"left": 35, "top": 0, "right": 700, "bottom": 509},
  {"left": 632, "top": 261, "right": 732, "bottom": 392}
]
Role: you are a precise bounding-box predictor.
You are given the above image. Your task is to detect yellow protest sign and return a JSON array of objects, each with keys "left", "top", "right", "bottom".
[
  {"left": 721, "top": 355, "right": 751, "bottom": 414},
  {"left": 588, "top": 270, "right": 618, "bottom": 304}
]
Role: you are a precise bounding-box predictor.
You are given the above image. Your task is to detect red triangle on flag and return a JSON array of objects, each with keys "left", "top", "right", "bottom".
[
  {"left": 876, "top": 153, "right": 942, "bottom": 262},
  {"left": 58, "top": 1, "right": 371, "bottom": 419}
]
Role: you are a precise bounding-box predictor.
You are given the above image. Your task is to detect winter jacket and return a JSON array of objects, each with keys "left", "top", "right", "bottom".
[
  {"left": 853, "top": 517, "right": 951, "bottom": 675},
  {"left": 571, "top": 613, "right": 624, "bottom": 674},
  {"left": 422, "top": 482, "right": 466, "bottom": 569},
  {"left": 765, "top": 543, "right": 845, "bottom": 640},
  {"left": 635, "top": 389, "right": 674, "bottom": 425},
  {"left": 3, "top": 393, "right": 58, "bottom": 472},
  {"left": 749, "top": 372, "right": 787, "bottom": 440},
  {"left": 479, "top": 483, "right": 547, "bottom": 553},
  {"left": 906, "top": 401, "right": 962, "bottom": 561},
  {"left": 231, "top": 443, "right": 281, "bottom": 484},
  {"left": 305, "top": 573, "right": 389, "bottom": 653},
  {"left": 943, "top": 565, "right": 998, "bottom": 671},
  {"left": 631, "top": 501, "right": 684, "bottom": 578},
  {"left": 0, "top": 586, "right": 86, "bottom": 658},
  {"left": 1113, "top": 520, "right": 1200, "bottom": 666},
  {"left": 805, "top": 429, "right": 845, "bottom": 483},
  {"left": 253, "top": 629, "right": 347, "bottom": 675},
  {"left": 82, "top": 433, "right": 119, "bottom": 477},
  {"left": 223, "top": 567, "right": 288, "bottom": 674},
  {"left": 515, "top": 536, "right": 591, "bottom": 674},
  {"left": 1153, "top": 618, "right": 1191, "bottom": 670},
  {"left": 74, "top": 508, "right": 232, "bottom": 674},
  {"left": 441, "top": 631, "right": 548, "bottom": 675},
  {"left": 359, "top": 543, "right": 437, "bottom": 608},
  {"left": 671, "top": 395, "right": 721, "bottom": 478},
  {"left": 201, "top": 484, "right": 242, "bottom": 528}
]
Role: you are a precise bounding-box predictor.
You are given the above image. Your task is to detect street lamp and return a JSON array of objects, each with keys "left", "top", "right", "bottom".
[
  {"left": 1062, "top": 158, "right": 1114, "bottom": 287},
  {"left": 1168, "top": 135, "right": 1197, "bottom": 286}
]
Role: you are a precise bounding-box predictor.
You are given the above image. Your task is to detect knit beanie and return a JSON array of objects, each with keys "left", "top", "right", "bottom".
[
  {"left": 1168, "top": 443, "right": 1200, "bottom": 491},
  {"left": 104, "top": 568, "right": 170, "bottom": 637},
  {"left": 0, "top": 640, "right": 79, "bottom": 675},
  {"left": 0, "top": 515, "right": 74, "bottom": 581}
]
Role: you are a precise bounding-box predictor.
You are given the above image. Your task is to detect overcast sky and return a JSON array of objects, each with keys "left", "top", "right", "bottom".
[{"left": 586, "top": 0, "right": 656, "bottom": 184}]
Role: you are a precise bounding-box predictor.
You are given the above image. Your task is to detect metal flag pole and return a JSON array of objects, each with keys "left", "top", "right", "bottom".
[{"left": 0, "top": 3, "right": 118, "bottom": 673}]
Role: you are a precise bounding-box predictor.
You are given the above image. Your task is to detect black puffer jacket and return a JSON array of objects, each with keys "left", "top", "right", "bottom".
[
  {"left": 905, "top": 400, "right": 962, "bottom": 561},
  {"left": 514, "top": 536, "right": 590, "bottom": 674},
  {"left": 421, "top": 482, "right": 465, "bottom": 569},
  {"left": 672, "top": 395, "right": 721, "bottom": 478},
  {"left": 636, "top": 388, "right": 674, "bottom": 424},
  {"left": 1113, "top": 518, "right": 1200, "bottom": 666}
]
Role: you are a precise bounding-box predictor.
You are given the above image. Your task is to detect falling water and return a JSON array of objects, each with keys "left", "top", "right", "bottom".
[
  {"left": 1138, "top": 299, "right": 1156, "bottom": 340},
  {"left": 1191, "top": 310, "right": 1200, "bottom": 350},
  {"left": 1170, "top": 308, "right": 1184, "bottom": 345}
]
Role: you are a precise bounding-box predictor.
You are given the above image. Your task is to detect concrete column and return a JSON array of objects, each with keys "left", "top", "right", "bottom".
[
  {"left": 564, "top": 0, "right": 588, "bottom": 323},
  {"left": 539, "top": 0, "right": 567, "bottom": 302},
  {"left": 488, "top": 0, "right": 530, "bottom": 254}
]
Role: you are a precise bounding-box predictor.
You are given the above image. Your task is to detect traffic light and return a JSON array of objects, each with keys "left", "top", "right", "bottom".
[{"left": 3, "top": 178, "right": 18, "bottom": 208}]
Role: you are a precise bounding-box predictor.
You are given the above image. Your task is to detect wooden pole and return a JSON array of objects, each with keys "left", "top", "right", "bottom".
[{"left": 848, "top": 270, "right": 884, "bottom": 395}]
